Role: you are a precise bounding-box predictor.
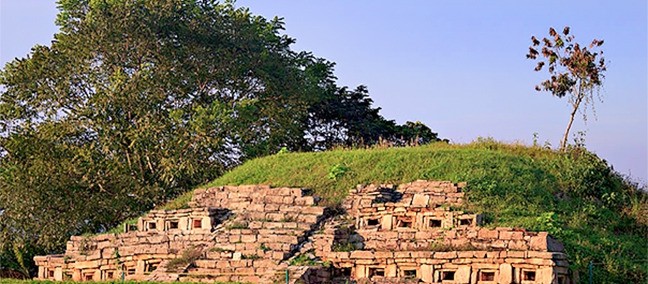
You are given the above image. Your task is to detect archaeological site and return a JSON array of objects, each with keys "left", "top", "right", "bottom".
[{"left": 34, "top": 180, "right": 573, "bottom": 283}]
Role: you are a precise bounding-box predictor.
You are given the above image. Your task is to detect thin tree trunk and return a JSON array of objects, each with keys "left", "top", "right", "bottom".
[{"left": 561, "top": 92, "right": 584, "bottom": 151}]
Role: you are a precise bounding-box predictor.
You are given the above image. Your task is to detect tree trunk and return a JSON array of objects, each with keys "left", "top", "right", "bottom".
[{"left": 560, "top": 92, "right": 584, "bottom": 151}]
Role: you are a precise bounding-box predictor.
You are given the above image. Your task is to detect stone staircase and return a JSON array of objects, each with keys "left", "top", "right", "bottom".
[{"left": 175, "top": 185, "right": 331, "bottom": 283}]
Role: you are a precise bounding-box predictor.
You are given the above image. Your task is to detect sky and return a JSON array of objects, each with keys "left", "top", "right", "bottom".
[{"left": 1, "top": 1, "right": 647, "bottom": 183}]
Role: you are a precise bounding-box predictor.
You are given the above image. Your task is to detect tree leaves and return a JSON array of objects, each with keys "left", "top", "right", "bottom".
[
  {"left": 0, "top": 0, "right": 445, "bottom": 274},
  {"left": 526, "top": 26, "right": 607, "bottom": 150}
]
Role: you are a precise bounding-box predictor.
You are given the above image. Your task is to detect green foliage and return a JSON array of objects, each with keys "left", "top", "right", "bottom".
[
  {"left": 533, "top": 212, "right": 563, "bottom": 236},
  {"left": 305, "top": 85, "right": 445, "bottom": 150},
  {"left": 280, "top": 216, "right": 296, "bottom": 222},
  {"left": 259, "top": 243, "right": 271, "bottom": 252},
  {"left": 226, "top": 222, "right": 249, "bottom": 230},
  {"left": 241, "top": 254, "right": 261, "bottom": 260},
  {"left": 104, "top": 217, "right": 139, "bottom": 235},
  {"left": 0, "top": 1, "right": 443, "bottom": 276},
  {"left": 289, "top": 254, "right": 318, "bottom": 266},
  {"left": 428, "top": 242, "right": 477, "bottom": 252},
  {"left": 166, "top": 246, "right": 203, "bottom": 270},
  {"left": 327, "top": 164, "right": 349, "bottom": 180},
  {"left": 199, "top": 139, "right": 646, "bottom": 282},
  {"left": 331, "top": 242, "right": 356, "bottom": 252},
  {"left": 209, "top": 247, "right": 232, "bottom": 253}
]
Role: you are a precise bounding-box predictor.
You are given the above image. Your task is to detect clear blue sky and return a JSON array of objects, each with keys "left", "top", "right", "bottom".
[{"left": 1, "top": 1, "right": 647, "bottom": 183}]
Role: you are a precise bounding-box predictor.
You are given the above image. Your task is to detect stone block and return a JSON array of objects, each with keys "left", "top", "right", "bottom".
[
  {"left": 478, "top": 229, "right": 499, "bottom": 239},
  {"left": 435, "top": 251, "right": 457, "bottom": 259},
  {"left": 529, "top": 234, "right": 549, "bottom": 251},
  {"left": 240, "top": 275, "right": 260, "bottom": 283},
  {"left": 415, "top": 231, "right": 434, "bottom": 239},
  {"left": 92, "top": 270, "right": 101, "bottom": 281},
  {"left": 350, "top": 251, "right": 374, "bottom": 259},
  {"left": 412, "top": 194, "right": 430, "bottom": 207},
  {"left": 375, "top": 251, "right": 393, "bottom": 259},
  {"left": 282, "top": 196, "right": 296, "bottom": 204},
  {"left": 356, "top": 259, "right": 376, "bottom": 265},
  {"left": 382, "top": 215, "right": 393, "bottom": 230},
  {"left": 228, "top": 235, "right": 241, "bottom": 243},
  {"left": 295, "top": 196, "right": 316, "bottom": 206},
  {"left": 271, "top": 251, "right": 286, "bottom": 260},
  {"left": 537, "top": 267, "right": 555, "bottom": 284},
  {"left": 457, "top": 251, "right": 473, "bottom": 258},
  {"left": 301, "top": 206, "right": 325, "bottom": 215},
  {"left": 497, "top": 263, "right": 512, "bottom": 283},
  {"left": 504, "top": 258, "right": 527, "bottom": 264},
  {"left": 240, "top": 234, "right": 257, "bottom": 243},
  {"left": 507, "top": 250, "right": 525, "bottom": 258},
  {"left": 53, "top": 267, "right": 63, "bottom": 281},
  {"left": 247, "top": 204, "right": 265, "bottom": 212},
  {"left": 508, "top": 240, "right": 529, "bottom": 251},
  {"left": 298, "top": 214, "right": 319, "bottom": 223},
  {"left": 385, "top": 264, "right": 398, "bottom": 277},
  {"left": 354, "top": 265, "right": 367, "bottom": 279},
  {"left": 528, "top": 258, "right": 555, "bottom": 266},
  {"left": 420, "top": 264, "right": 434, "bottom": 283},
  {"left": 499, "top": 230, "right": 524, "bottom": 240},
  {"left": 412, "top": 252, "right": 433, "bottom": 259},
  {"left": 528, "top": 251, "right": 554, "bottom": 259},
  {"left": 264, "top": 203, "right": 280, "bottom": 211},
  {"left": 265, "top": 195, "right": 284, "bottom": 204},
  {"left": 394, "top": 251, "right": 411, "bottom": 258},
  {"left": 473, "top": 251, "right": 487, "bottom": 258},
  {"left": 455, "top": 266, "right": 471, "bottom": 283},
  {"left": 486, "top": 251, "right": 501, "bottom": 259}
]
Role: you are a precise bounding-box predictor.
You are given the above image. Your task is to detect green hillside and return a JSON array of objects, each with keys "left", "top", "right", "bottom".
[{"left": 164, "top": 139, "right": 647, "bottom": 283}]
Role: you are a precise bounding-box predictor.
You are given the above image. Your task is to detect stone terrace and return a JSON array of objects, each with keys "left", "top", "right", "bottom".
[
  {"left": 311, "top": 180, "right": 572, "bottom": 284},
  {"left": 34, "top": 180, "right": 573, "bottom": 283},
  {"left": 35, "top": 185, "right": 329, "bottom": 283}
]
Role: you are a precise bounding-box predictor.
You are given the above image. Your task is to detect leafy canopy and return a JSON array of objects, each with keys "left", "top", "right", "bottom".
[{"left": 0, "top": 0, "right": 442, "bottom": 276}]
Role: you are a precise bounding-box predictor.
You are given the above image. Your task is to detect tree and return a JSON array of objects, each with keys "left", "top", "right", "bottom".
[
  {"left": 526, "top": 26, "right": 606, "bottom": 150},
  {"left": 0, "top": 0, "right": 443, "bottom": 274}
]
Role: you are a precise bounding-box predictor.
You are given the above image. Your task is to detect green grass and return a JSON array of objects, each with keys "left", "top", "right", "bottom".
[{"left": 148, "top": 139, "right": 648, "bottom": 282}]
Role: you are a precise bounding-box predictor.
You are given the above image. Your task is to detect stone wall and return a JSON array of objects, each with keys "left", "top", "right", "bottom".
[
  {"left": 34, "top": 184, "right": 329, "bottom": 283},
  {"left": 312, "top": 180, "right": 572, "bottom": 284},
  {"left": 34, "top": 180, "right": 573, "bottom": 283}
]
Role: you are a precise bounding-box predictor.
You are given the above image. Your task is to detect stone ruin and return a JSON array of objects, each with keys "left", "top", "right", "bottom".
[
  {"left": 34, "top": 181, "right": 574, "bottom": 283},
  {"left": 310, "top": 181, "right": 571, "bottom": 283}
]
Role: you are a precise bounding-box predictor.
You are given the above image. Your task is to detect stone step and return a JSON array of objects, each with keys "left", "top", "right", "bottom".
[
  {"left": 180, "top": 274, "right": 262, "bottom": 283},
  {"left": 185, "top": 268, "right": 265, "bottom": 275}
]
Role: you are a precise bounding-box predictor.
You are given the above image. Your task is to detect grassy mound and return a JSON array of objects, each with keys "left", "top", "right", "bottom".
[{"left": 165, "top": 139, "right": 646, "bottom": 282}]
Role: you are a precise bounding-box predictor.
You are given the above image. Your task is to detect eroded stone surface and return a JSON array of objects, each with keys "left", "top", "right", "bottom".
[
  {"left": 311, "top": 180, "right": 573, "bottom": 283},
  {"left": 34, "top": 180, "right": 573, "bottom": 283},
  {"left": 35, "top": 185, "right": 329, "bottom": 283}
]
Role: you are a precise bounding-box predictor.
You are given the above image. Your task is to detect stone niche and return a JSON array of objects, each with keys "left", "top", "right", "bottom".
[
  {"left": 33, "top": 184, "right": 329, "bottom": 283},
  {"left": 33, "top": 180, "right": 573, "bottom": 284},
  {"left": 316, "top": 180, "right": 574, "bottom": 284},
  {"left": 136, "top": 207, "right": 226, "bottom": 233}
]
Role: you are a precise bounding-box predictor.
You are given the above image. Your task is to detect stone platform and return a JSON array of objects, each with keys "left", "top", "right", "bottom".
[{"left": 34, "top": 181, "right": 573, "bottom": 283}]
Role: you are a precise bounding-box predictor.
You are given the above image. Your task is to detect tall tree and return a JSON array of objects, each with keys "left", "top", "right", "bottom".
[
  {"left": 527, "top": 26, "right": 606, "bottom": 150},
  {"left": 0, "top": 0, "right": 443, "bottom": 274}
]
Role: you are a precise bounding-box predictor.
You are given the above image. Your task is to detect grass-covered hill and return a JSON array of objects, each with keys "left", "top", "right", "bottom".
[{"left": 164, "top": 139, "right": 647, "bottom": 283}]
